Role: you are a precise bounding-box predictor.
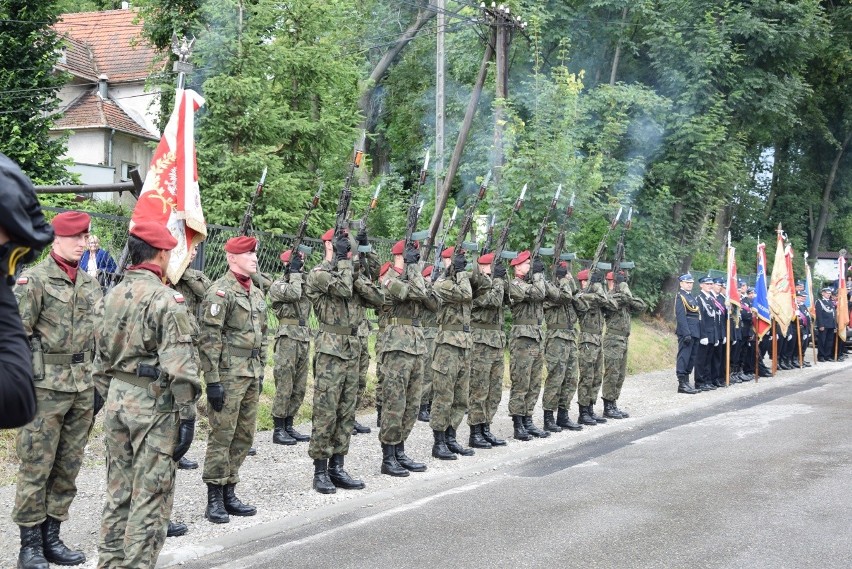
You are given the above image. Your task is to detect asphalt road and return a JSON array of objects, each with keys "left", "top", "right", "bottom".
[{"left": 169, "top": 366, "right": 852, "bottom": 569}]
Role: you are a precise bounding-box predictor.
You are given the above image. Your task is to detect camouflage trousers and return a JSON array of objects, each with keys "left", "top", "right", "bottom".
[
  {"left": 202, "top": 373, "right": 259, "bottom": 486},
  {"left": 508, "top": 336, "right": 543, "bottom": 417},
  {"left": 420, "top": 336, "right": 436, "bottom": 404},
  {"left": 602, "top": 334, "right": 629, "bottom": 401},
  {"left": 309, "top": 352, "right": 358, "bottom": 460},
  {"left": 13, "top": 387, "right": 93, "bottom": 526},
  {"left": 577, "top": 338, "right": 604, "bottom": 406},
  {"left": 467, "top": 343, "right": 504, "bottom": 425},
  {"left": 378, "top": 350, "right": 423, "bottom": 445},
  {"left": 542, "top": 336, "right": 579, "bottom": 411},
  {"left": 272, "top": 336, "right": 310, "bottom": 419},
  {"left": 98, "top": 380, "right": 177, "bottom": 569},
  {"left": 429, "top": 343, "right": 470, "bottom": 432},
  {"left": 355, "top": 337, "right": 370, "bottom": 410}
]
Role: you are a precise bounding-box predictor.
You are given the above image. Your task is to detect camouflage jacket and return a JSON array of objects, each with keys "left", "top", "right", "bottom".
[
  {"left": 269, "top": 271, "right": 312, "bottom": 342},
  {"left": 544, "top": 276, "right": 578, "bottom": 342},
  {"left": 574, "top": 282, "right": 617, "bottom": 344},
  {"left": 199, "top": 271, "right": 269, "bottom": 382},
  {"left": 94, "top": 268, "right": 200, "bottom": 420},
  {"left": 432, "top": 270, "right": 473, "bottom": 349},
  {"left": 306, "top": 259, "right": 360, "bottom": 360},
  {"left": 174, "top": 267, "right": 211, "bottom": 322},
  {"left": 507, "top": 272, "right": 546, "bottom": 341},
  {"left": 378, "top": 263, "right": 429, "bottom": 356},
  {"left": 15, "top": 256, "right": 102, "bottom": 393},
  {"left": 354, "top": 251, "right": 384, "bottom": 338},
  {"left": 603, "top": 282, "right": 647, "bottom": 337},
  {"left": 471, "top": 272, "right": 505, "bottom": 349}
]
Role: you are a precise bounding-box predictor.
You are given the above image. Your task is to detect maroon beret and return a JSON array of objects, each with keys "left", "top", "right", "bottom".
[
  {"left": 280, "top": 249, "right": 293, "bottom": 263},
  {"left": 379, "top": 261, "right": 392, "bottom": 278},
  {"left": 510, "top": 250, "right": 531, "bottom": 267},
  {"left": 130, "top": 221, "right": 177, "bottom": 250},
  {"left": 321, "top": 228, "right": 335, "bottom": 241},
  {"left": 51, "top": 211, "right": 90, "bottom": 237},
  {"left": 422, "top": 265, "right": 433, "bottom": 278},
  {"left": 478, "top": 253, "right": 494, "bottom": 265},
  {"left": 441, "top": 246, "right": 457, "bottom": 259},
  {"left": 577, "top": 269, "right": 590, "bottom": 281},
  {"left": 224, "top": 236, "right": 257, "bottom": 254}
]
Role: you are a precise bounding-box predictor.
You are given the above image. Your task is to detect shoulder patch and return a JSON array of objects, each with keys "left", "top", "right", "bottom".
[
  {"left": 16, "top": 277, "right": 28, "bottom": 285},
  {"left": 210, "top": 303, "right": 221, "bottom": 317},
  {"left": 173, "top": 293, "right": 185, "bottom": 303},
  {"left": 216, "top": 289, "right": 226, "bottom": 297}
]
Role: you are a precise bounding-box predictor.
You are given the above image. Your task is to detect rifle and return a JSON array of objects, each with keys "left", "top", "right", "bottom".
[
  {"left": 333, "top": 132, "right": 366, "bottom": 262},
  {"left": 452, "top": 171, "right": 491, "bottom": 260},
  {"left": 584, "top": 206, "right": 623, "bottom": 289},
  {"left": 540, "top": 191, "right": 576, "bottom": 282},
  {"left": 239, "top": 166, "right": 268, "bottom": 236},
  {"left": 530, "top": 184, "right": 562, "bottom": 262},
  {"left": 430, "top": 206, "right": 459, "bottom": 278},
  {"left": 480, "top": 213, "right": 496, "bottom": 255},
  {"left": 284, "top": 184, "right": 323, "bottom": 274},
  {"left": 357, "top": 184, "right": 382, "bottom": 232},
  {"left": 611, "top": 206, "right": 633, "bottom": 280},
  {"left": 491, "top": 183, "right": 527, "bottom": 273}
]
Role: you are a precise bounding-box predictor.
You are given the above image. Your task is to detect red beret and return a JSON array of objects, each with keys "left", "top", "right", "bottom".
[
  {"left": 606, "top": 271, "right": 614, "bottom": 281},
  {"left": 478, "top": 253, "right": 494, "bottom": 265},
  {"left": 441, "top": 246, "right": 457, "bottom": 259},
  {"left": 510, "top": 250, "right": 531, "bottom": 267},
  {"left": 321, "top": 228, "right": 335, "bottom": 241},
  {"left": 280, "top": 249, "right": 293, "bottom": 263},
  {"left": 224, "top": 236, "right": 258, "bottom": 254},
  {"left": 130, "top": 221, "right": 177, "bottom": 250},
  {"left": 379, "top": 261, "right": 392, "bottom": 278},
  {"left": 577, "top": 269, "right": 590, "bottom": 281},
  {"left": 51, "top": 211, "right": 90, "bottom": 236},
  {"left": 422, "top": 265, "right": 433, "bottom": 278},
  {"left": 557, "top": 260, "right": 568, "bottom": 269},
  {"left": 391, "top": 239, "right": 419, "bottom": 255}
]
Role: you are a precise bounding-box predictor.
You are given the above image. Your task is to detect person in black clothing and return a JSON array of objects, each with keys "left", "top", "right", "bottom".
[
  {"left": 0, "top": 152, "right": 55, "bottom": 429},
  {"left": 739, "top": 286, "right": 756, "bottom": 381},
  {"left": 694, "top": 276, "right": 720, "bottom": 391},
  {"left": 815, "top": 287, "right": 836, "bottom": 362},
  {"left": 673, "top": 273, "right": 700, "bottom": 394},
  {"left": 710, "top": 278, "right": 728, "bottom": 386}
]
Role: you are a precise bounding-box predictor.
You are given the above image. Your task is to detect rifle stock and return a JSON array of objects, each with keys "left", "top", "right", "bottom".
[
  {"left": 239, "top": 166, "right": 268, "bottom": 236},
  {"left": 490, "top": 184, "right": 527, "bottom": 273},
  {"left": 584, "top": 206, "right": 623, "bottom": 289},
  {"left": 284, "top": 184, "right": 323, "bottom": 273},
  {"left": 530, "top": 184, "right": 562, "bottom": 261}
]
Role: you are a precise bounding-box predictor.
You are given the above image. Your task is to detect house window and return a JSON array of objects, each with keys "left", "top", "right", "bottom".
[{"left": 120, "top": 162, "right": 138, "bottom": 181}]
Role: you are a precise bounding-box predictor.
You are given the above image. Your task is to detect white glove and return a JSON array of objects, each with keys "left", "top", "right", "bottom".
[
  {"left": 714, "top": 341, "right": 719, "bottom": 347},
  {"left": 700, "top": 338, "right": 709, "bottom": 346},
  {"left": 787, "top": 334, "right": 793, "bottom": 341},
  {"left": 722, "top": 338, "right": 726, "bottom": 345},
  {"left": 732, "top": 340, "right": 737, "bottom": 345}
]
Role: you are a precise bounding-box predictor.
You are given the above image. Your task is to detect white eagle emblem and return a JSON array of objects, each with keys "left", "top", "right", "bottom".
[{"left": 210, "top": 304, "right": 221, "bottom": 317}]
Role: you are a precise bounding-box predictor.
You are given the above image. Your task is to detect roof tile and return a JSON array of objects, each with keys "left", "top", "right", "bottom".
[{"left": 52, "top": 91, "right": 159, "bottom": 140}]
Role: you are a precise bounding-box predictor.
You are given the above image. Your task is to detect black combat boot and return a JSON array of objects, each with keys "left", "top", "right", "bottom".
[
  {"left": 247, "top": 447, "right": 257, "bottom": 456},
  {"left": 482, "top": 423, "right": 507, "bottom": 445},
  {"left": 677, "top": 375, "right": 699, "bottom": 394},
  {"left": 178, "top": 456, "right": 199, "bottom": 469},
  {"left": 328, "top": 454, "right": 366, "bottom": 489},
  {"left": 312, "top": 459, "right": 336, "bottom": 494},
  {"left": 396, "top": 441, "right": 427, "bottom": 472},
  {"left": 432, "top": 430, "right": 457, "bottom": 460},
  {"left": 512, "top": 415, "right": 532, "bottom": 440},
  {"left": 778, "top": 358, "right": 791, "bottom": 370},
  {"left": 469, "top": 424, "right": 492, "bottom": 449},
  {"left": 603, "top": 399, "right": 624, "bottom": 419},
  {"left": 612, "top": 400, "right": 630, "bottom": 418},
  {"left": 352, "top": 420, "right": 371, "bottom": 435},
  {"left": 588, "top": 402, "right": 608, "bottom": 423},
  {"left": 205, "top": 484, "right": 230, "bottom": 524},
  {"left": 522, "top": 416, "right": 550, "bottom": 438},
  {"left": 272, "top": 416, "right": 296, "bottom": 445},
  {"left": 543, "top": 410, "right": 563, "bottom": 433},
  {"left": 417, "top": 403, "right": 430, "bottom": 422},
  {"left": 445, "top": 426, "right": 475, "bottom": 455},
  {"left": 380, "top": 444, "right": 409, "bottom": 477},
  {"left": 556, "top": 407, "right": 583, "bottom": 431},
  {"left": 40, "top": 516, "right": 85, "bottom": 566},
  {"left": 167, "top": 520, "right": 188, "bottom": 537},
  {"left": 285, "top": 416, "right": 310, "bottom": 442},
  {"left": 578, "top": 404, "right": 597, "bottom": 426},
  {"left": 18, "top": 525, "right": 48, "bottom": 569},
  {"left": 223, "top": 483, "right": 256, "bottom": 516}
]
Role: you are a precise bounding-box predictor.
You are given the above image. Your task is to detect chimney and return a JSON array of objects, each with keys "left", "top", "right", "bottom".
[
  {"left": 98, "top": 74, "right": 108, "bottom": 99},
  {"left": 122, "top": 2, "right": 130, "bottom": 9}
]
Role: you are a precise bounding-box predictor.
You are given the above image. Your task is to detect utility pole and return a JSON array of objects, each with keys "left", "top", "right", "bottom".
[{"left": 436, "top": 0, "right": 445, "bottom": 208}]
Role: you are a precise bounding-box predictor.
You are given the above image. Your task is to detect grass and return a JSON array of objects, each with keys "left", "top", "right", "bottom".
[{"left": 0, "top": 319, "right": 673, "bottom": 486}]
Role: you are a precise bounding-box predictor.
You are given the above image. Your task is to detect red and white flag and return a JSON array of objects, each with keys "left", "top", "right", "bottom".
[
  {"left": 726, "top": 236, "right": 741, "bottom": 308},
  {"left": 838, "top": 254, "right": 849, "bottom": 341},
  {"left": 130, "top": 88, "right": 206, "bottom": 284}
]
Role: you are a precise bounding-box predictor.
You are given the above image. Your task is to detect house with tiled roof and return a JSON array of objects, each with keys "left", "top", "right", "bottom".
[{"left": 51, "top": 5, "right": 166, "bottom": 195}]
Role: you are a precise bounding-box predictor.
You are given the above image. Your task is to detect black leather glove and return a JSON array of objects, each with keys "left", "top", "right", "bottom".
[
  {"left": 493, "top": 261, "right": 507, "bottom": 279},
  {"left": 172, "top": 419, "right": 195, "bottom": 462},
  {"left": 403, "top": 245, "right": 420, "bottom": 265},
  {"left": 259, "top": 378, "right": 264, "bottom": 393},
  {"left": 683, "top": 336, "right": 693, "bottom": 346},
  {"left": 356, "top": 227, "right": 369, "bottom": 246},
  {"left": 207, "top": 383, "right": 224, "bottom": 412},
  {"left": 431, "top": 266, "right": 441, "bottom": 282},
  {"left": 555, "top": 264, "right": 568, "bottom": 279},
  {"left": 93, "top": 389, "right": 104, "bottom": 417},
  {"left": 532, "top": 257, "right": 545, "bottom": 275},
  {"left": 615, "top": 271, "right": 627, "bottom": 284},
  {"left": 452, "top": 253, "right": 467, "bottom": 273},
  {"left": 590, "top": 270, "right": 604, "bottom": 284},
  {"left": 289, "top": 252, "right": 303, "bottom": 273},
  {"left": 334, "top": 233, "right": 350, "bottom": 260}
]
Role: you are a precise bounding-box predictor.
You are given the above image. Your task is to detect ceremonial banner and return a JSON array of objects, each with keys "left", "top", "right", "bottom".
[
  {"left": 130, "top": 88, "right": 207, "bottom": 284},
  {"left": 754, "top": 243, "right": 772, "bottom": 339},
  {"left": 768, "top": 232, "right": 795, "bottom": 336},
  {"left": 804, "top": 256, "right": 815, "bottom": 316},
  {"left": 838, "top": 253, "right": 849, "bottom": 342},
  {"left": 726, "top": 245, "right": 741, "bottom": 307}
]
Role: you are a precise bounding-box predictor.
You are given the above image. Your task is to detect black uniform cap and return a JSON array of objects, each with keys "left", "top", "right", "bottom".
[{"left": 0, "top": 153, "right": 54, "bottom": 258}]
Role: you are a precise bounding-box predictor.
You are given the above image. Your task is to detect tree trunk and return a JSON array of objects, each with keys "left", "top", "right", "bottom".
[
  {"left": 765, "top": 138, "right": 788, "bottom": 215},
  {"left": 713, "top": 203, "right": 731, "bottom": 264},
  {"left": 609, "top": 6, "right": 629, "bottom": 85},
  {"left": 808, "top": 130, "right": 851, "bottom": 261}
]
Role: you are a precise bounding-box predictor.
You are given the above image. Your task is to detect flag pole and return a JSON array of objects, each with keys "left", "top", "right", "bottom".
[
  {"left": 771, "top": 318, "right": 777, "bottom": 376},
  {"left": 725, "top": 232, "right": 731, "bottom": 386},
  {"left": 755, "top": 240, "right": 760, "bottom": 384}
]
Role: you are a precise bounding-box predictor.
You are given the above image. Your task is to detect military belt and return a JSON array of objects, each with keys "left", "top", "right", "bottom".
[
  {"left": 388, "top": 318, "right": 420, "bottom": 327},
  {"left": 231, "top": 347, "right": 262, "bottom": 359},
  {"left": 547, "top": 324, "right": 573, "bottom": 330},
  {"left": 43, "top": 350, "right": 92, "bottom": 365},
  {"left": 112, "top": 370, "right": 154, "bottom": 389},
  {"left": 513, "top": 319, "right": 540, "bottom": 326},
  {"left": 440, "top": 324, "right": 470, "bottom": 332},
  {"left": 471, "top": 322, "right": 502, "bottom": 331},
  {"left": 279, "top": 318, "right": 307, "bottom": 327},
  {"left": 320, "top": 324, "right": 359, "bottom": 336}
]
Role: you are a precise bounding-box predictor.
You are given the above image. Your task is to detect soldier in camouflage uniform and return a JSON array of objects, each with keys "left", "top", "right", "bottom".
[
  {"left": 199, "top": 236, "right": 268, "bottom": 523},
  {"left": 506, "top": 250, "right": 550, "bottom": 440},
  {"left": 575, "top": 269, "right": 619, "bottom": 426},
  {"left": 269, "top": 249, "right": 311, "bottom": 446},
  {"left": 376, "top": 240, "right": 431, "bottom": 476},
  {"left": 602, "top": 271, "right": 647, "bottom": 419},
  {"left": 94, "top": 222, "right": 200, "bottom": 569},
  {"left": 307, "top": 229, "right": 384, "bottom": 494},
  {"left": 12, "top": 212, "right": 100, "bottom": 569},
  {"left": 541, "top": 260, "right": 583, "bottom": 433},
  {"left": 429, "top": 246, "right": 476, "bottom": 459},
  {"left": 417, "top": 265, "right": 439, "bottom": 422},
  {"left": 467, "top": 252, "right": 507, "bottom": 448}
]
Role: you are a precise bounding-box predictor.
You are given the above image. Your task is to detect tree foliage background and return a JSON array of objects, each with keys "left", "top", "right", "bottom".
[{"left": 2, "top": 0, "right": 850, "bottom": 312}]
